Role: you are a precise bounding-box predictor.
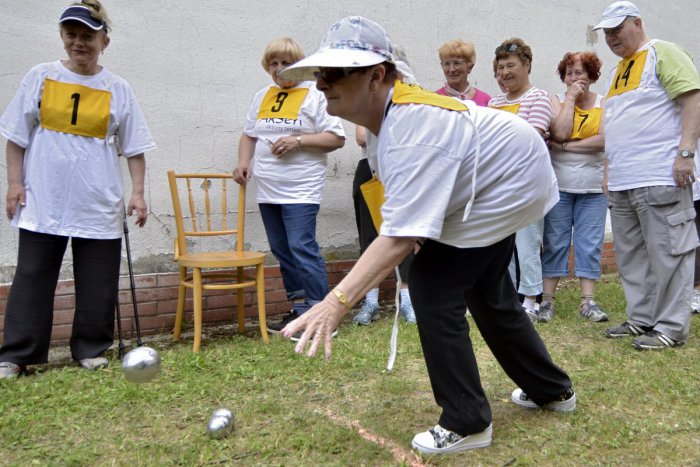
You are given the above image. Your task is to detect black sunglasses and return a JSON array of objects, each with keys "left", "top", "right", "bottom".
[{"left": 313, "top": 67, "right": 362, "bottom": 84}]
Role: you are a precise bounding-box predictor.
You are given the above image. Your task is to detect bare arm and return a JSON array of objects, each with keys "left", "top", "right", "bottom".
[
  {"left": 282, "top": 235, "right": 417, "bottom": 359},
  {"left": 355, "top": 125, "right": 367, "bottom": 148},
  {"left": 233, "top": 133, "right": 257, "bottom": 185},
  {"left": 126, "top": 154, "right": 147, "bottom": 227},
  {"left": 550, "top": 135, "right": 605, "bottom": 153},
  {"left": 269, "top": 131, "right": 345, "bottom": 157},
  {"left": 5, "top": 140, "right": 25, "bottom": 220},
  {"left": 672, "top": 89, "right": 700, "bottom": 186},
  {"left": 549, "top": 92, "right": 576, "bottom": 142}
]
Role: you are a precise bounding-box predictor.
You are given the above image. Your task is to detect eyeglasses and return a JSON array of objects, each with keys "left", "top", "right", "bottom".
[
  {"left": 495, "top": 43, "right": 520, "bottom": 54},
  {"left": 440, "top": 59, "right": 468, "bottom": 69},
  {"left": 313, "top": 67, "right": 361, "bottom": 84}
]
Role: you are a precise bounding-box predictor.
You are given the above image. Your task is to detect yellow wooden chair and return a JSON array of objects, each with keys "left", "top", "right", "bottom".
[{"left": 167, "top": 170, "right": 268, "bottom": 351}]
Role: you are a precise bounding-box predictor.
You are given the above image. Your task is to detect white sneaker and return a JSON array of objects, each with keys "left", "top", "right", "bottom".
[
  {"left": 79, "top": 357, "right": 109, "bottom": 371},
  {"left": 412, "top": 423, "right": 492, "bottom": 455},
  {"left": 0, "top": 362, "right": 25, "bottom": 379},
  {"left": 511, "top": 388, "right": 576, "bottom": 412},
  {"left": 691, "top": 290, "right": 700, "bottom": 313}
]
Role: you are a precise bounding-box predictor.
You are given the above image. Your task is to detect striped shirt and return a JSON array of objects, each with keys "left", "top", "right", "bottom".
[{"left": 488, "top": 86, "right": 553, "bottom": 133}]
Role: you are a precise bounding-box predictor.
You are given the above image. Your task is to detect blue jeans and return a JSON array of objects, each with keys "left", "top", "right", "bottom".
[
  {"left": 542, "top": 192, "right": 607, "bottom": 280},
  {"left": 508, "top": 219, "right": 544, "bottom": 296},
  {"left": 258, "top": 203, "right": 328, "bottom": 314}
]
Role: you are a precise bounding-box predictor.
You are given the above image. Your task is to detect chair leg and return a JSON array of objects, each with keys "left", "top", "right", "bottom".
[
  {"left": 256, "top": 263, "right": 269, "bottom": 343},
  {"left": 193, "top": 267, "right": 203, "bottom": 352},
  {"left": 173, "top": 267, "right": 187, "bottom": 342},
  {"left": 236, "top": 267, "right": 246, "bottom": 334}
]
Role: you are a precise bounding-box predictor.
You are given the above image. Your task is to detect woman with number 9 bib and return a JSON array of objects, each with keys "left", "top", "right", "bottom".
[
  {"left": 233, "top": 38, "right": 345, "bottom": 338},
  {"left": 0, "top": 0, "right": 155, "bottom": 379}
]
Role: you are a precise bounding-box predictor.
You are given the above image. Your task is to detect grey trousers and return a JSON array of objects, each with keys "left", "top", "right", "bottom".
[{"left": 608, "top": 186, "right": 697, "bottom": 342}]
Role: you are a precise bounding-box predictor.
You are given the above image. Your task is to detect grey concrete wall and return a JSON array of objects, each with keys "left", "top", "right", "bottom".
[{"left": 1, "top": 0, "right": 698, "bottom": 282}]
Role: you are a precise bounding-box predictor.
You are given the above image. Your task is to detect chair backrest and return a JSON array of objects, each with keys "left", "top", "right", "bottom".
[{"left": 167, "top": 170, "right": 247, "bottom": 256}]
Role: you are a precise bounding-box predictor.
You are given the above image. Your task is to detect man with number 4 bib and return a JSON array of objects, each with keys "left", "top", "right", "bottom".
[{"left": 594, "top": 1, "right": 700, "bottom": 350}]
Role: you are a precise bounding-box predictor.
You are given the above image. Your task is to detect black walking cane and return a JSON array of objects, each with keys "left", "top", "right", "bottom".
[
  {"left": 114, "top": 141, "right": 143, "bottom": 358},
  {"left": 122, "top": 205, "right": 144, "bottom": 348},
  {"left": 114, "top": 207, "right": 143, "bottom": 359}
]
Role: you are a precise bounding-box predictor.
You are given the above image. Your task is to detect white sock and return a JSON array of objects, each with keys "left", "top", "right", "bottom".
[
  {"left": 365, "top": 288, "right": 379, "bottom": 306},
  {"left": 523, "top": 297, "right": 537, "bottom": 311},
  {"left": 400, "top": 288, "right": 411, "bottom": 304}
]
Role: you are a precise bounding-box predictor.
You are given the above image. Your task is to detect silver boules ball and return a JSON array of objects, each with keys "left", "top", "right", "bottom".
[
  {"left": 206, "top": 408, "right": 234, "bottom": 439},
  {"left": 121, "top": 346, "right": 160, "bottom": 383}
]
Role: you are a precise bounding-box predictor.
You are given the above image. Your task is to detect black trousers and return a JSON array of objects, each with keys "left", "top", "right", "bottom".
[
  {"left": 409, "top": 235, "right": 572, "bottom": 436},
  {"left": 352, "top": 157, "right": 413, "bottom": 281},
  {"left": 0, "top": 229, "right": 121, "bottom": 364}
]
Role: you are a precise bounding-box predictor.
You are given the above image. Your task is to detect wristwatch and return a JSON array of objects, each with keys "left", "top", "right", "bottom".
[
  {"left": 331, "top": 288, "right": 351, "bottom": 310},
  {"left": 679, "top": 150, "right": 695, "bottom": 158},
  {"left": 296, "top": 136, "right": 302, "bottom": 148}
]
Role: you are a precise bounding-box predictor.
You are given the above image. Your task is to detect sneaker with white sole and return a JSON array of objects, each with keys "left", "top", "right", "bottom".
[
  {"left": 0, "top": 362, "right": 25, "bottom": 379},
  {"left": 605, "top": 321, "right": 651, "bottom": 338},
  {"left": 579, "top": 299, "right": 609, "bottom": 322},
  {"left": 522, "top": 302, "right": 538, "bottom": 324},
  {"left": 78, "top": 357, "right": 109, "bottom": 371},
  {"left": 632, "top": 330, "right": 684, "bottom": 350},
  {"left": 411, "top": 423, "right": 492, "bottom": 455},
  {"left": 267, "top": 310, "right": 300, "bottom": 334},
  {"left": 692, "top": 290, "right": 700, "bottom": 313},
  {"left": 511, "top": 387, "right": 576, "bottom": 412},
  {"left": 353, "top": 301, "right": 380, "bottom": 325},
  {"left": 399, "top": 300, "right": 416, "bottom": 324},
  {"left": 537, "top": 301, "right": 555, "bottom": 323}
]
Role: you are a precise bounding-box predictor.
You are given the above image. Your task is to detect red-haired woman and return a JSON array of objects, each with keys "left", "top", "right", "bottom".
[{"left": 541, "top": 51, "right": 609, "bottom": 323}]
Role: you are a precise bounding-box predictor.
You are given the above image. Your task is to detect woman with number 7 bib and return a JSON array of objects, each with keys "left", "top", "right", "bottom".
[
  {"left": 542, "top": 51, "right": 609, "bottom": 324},
  {"left": 0, "top": 0, "right": 155, "bottom": 379},
  {"left": 233, "top": 38, "right": 345, "bottom": 338}
]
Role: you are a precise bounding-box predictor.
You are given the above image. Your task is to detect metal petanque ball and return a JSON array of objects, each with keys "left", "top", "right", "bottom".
[
  {"left": 121, "top": 346, "right": 160, "bottom": 383},
  {"left": 206, "top": 408, "right": 235, "bottom": 439}
]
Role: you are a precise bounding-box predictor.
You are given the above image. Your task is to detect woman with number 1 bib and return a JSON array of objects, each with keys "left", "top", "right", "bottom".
[
  {"left": 0, "top": 0, "right": 156, "bottom": 379},
  {"left": 233, "top": 38, "right": 345, "bottom": 338}
]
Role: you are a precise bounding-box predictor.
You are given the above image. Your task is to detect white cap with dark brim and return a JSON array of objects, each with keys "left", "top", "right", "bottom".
[
  {"left": 281, "top": 16, "right": 394, "bottom": 82},
  {"left": 59, "top": 5, "right": 105, "bottom": 31},
  {"left": 593, "top": 1, "right": 641, "bottom": 30}
]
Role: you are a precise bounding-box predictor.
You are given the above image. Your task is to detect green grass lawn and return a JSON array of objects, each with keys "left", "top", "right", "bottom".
[{"left": 1, "top": 275, "right": 698, "bottom": 466}]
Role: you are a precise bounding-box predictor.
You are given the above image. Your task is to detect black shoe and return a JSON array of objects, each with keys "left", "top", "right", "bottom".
[
  {"left": 267, "top": 311, "right": 299, "bottom": 334},
  {"left": 289, "top": 329, "right": 338, "bottom": 342},
  {"left": 605, "top": 321, "right": 651, "bottom": 338}
]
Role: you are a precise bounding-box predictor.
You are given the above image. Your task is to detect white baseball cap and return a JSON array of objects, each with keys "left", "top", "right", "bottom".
[
  {"left": 593, "top": 1, "right": 641, "bottom": 30},
  {"left": 281, "top": 16, "right": 394, "bottom": 82}
]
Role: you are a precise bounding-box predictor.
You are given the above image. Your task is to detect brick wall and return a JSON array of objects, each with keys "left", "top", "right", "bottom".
[{"left": 0, "top": 241, "right": 617, "bottom": 346}]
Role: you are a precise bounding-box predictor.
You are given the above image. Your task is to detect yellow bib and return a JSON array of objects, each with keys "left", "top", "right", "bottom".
[
  {"left": 392, "top": 80, "right": 468, "bottom": 111},
  {"left": 570, "top": 105, "right": 602, "bottom": 140},
  {"left": 606, "top": 49, "right": 648, "bottom": 98},
  {"left": 256, "top": 86, "right": 309, "bottom": 120},
  {"left": 40, "top": 79, "right": 111, "bottom": 139},
  {"left": 490, "top": 103, "right": 521, "bottom": 114}
]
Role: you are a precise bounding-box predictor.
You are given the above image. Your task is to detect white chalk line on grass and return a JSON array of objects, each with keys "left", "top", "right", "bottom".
[{"left": 316, "top": 408, "right": 428, "bottom": 467}]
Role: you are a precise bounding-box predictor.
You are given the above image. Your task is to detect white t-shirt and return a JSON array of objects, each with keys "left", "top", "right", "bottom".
[
  {"left": 0, "top": 61, "right": 156, "bottom": 239},
  {"left": 243, "top": 81, "right": 345, "bottom": 204},
  {"left": 375, "top": 91, "right": 559, "bottom": 248},
  {"left": 604, "top": 39, "right": 700, "bottom": 190},
  {"left": 549, "top": 93, "right": 605, "bottom": 193}
]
